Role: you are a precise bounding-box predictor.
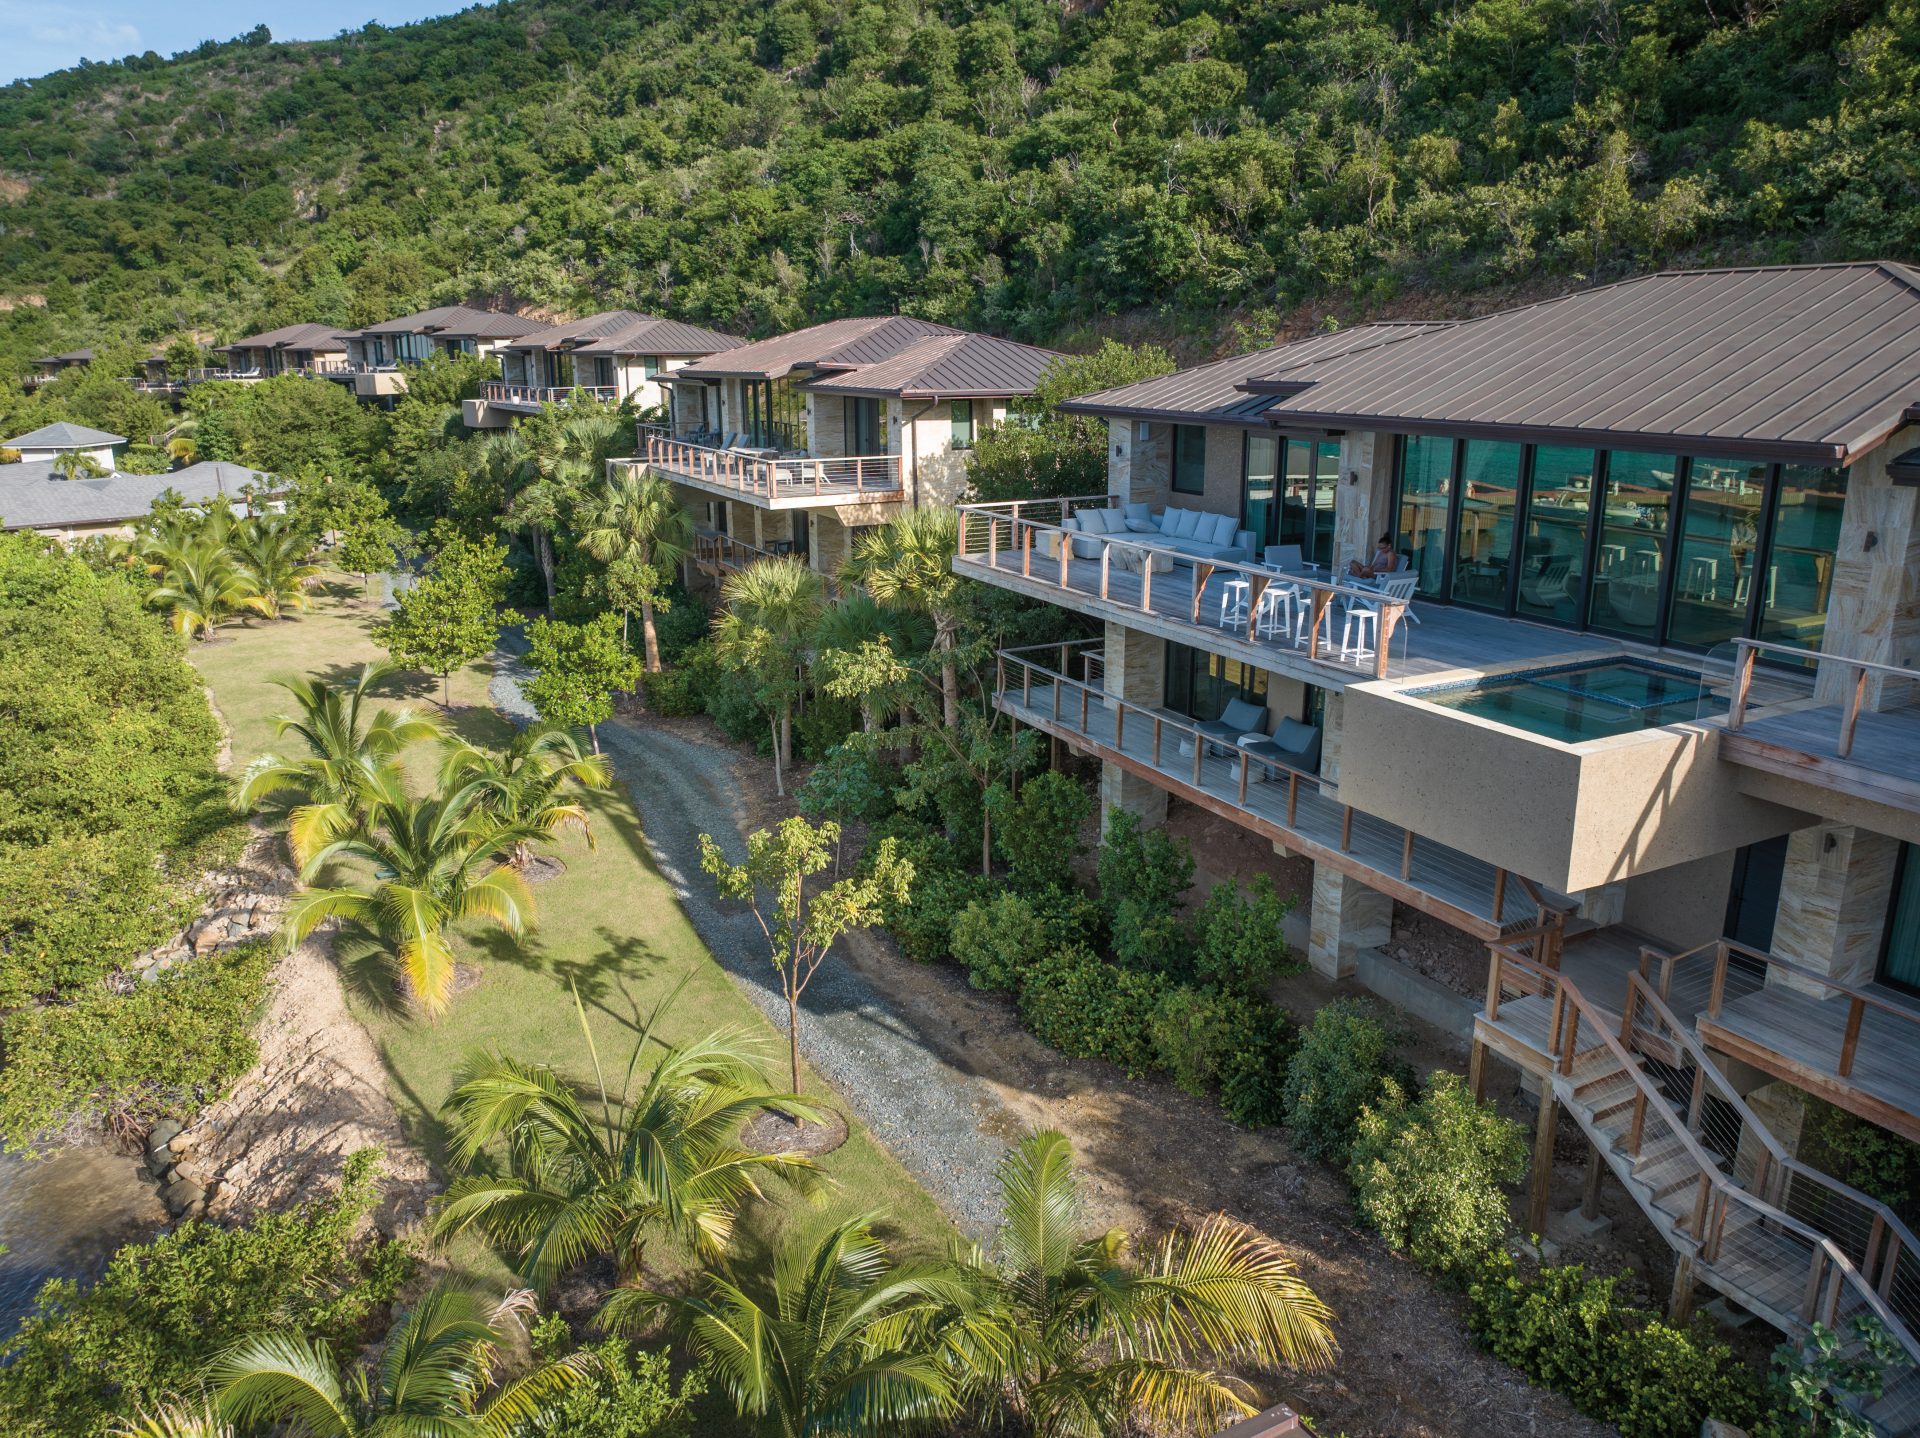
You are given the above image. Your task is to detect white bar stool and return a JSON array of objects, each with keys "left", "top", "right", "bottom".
[
  {"left": 1218, "top": 578, "right": 1251, "bottom": 628},
  {"left": 1341, "top": 606, "right": 1378, "bottom": 662},
  {"left": 1253, "top": 585, "right": 1294, "bottom": 640}
]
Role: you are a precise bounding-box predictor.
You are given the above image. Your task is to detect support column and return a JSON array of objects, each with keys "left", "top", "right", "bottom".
[
  {"left": 1333, "top": 430, "right": 1393, "bottom": 572},
  {"left": 1528, "top": 1091, "right": 1560, "bottom": 1237},
  {"left": 1307, "top": 864, "right": 1391, "bottom": 979},
  {"left": 1668, "top": 1254, "right": 1698, "bottom": 1325},
  {"left": 1770, "top": 823, "right": 1900, "bottom": 992},
  {"left": 1576, "top": 882, "right": 1626, "bottom": 926},
  {"left": 1099, "top": 622, "right": 1168, "bottom": 834}
]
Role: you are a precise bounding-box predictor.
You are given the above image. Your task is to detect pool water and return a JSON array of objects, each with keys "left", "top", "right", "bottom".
[{"left": 1412, "top": 660, "right": 1724, "bottom": 742}]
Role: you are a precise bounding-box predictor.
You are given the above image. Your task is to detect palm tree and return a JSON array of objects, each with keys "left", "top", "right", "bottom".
[
  {"left": 497, "top": 409, "right": 626, "bottom": 612},
  {"left": 236, "top": 661, "right": 443, "bottom": 867},
  {"left": 146, "top": 537, "right": 269, "bottom": 640},
  {"left": 52, "top": 448, "right": 109, "bottom": 481},
  {"left": 843, "top": 507, "right": 965, "bottom": 729},
  {"left": 231, "top": 514, "right": 321, "bottom": 618},
  {"left": 112, "top": 1405, "right": 231, "bottom": 1438},
  {"left": 438, "top": 721, "right": 612, "bottom": 871},
  {"left": 211, "top": 1287, "right": 591, "bottom": 1438},
  {"left": 281, "top": 783, "right": 537, "bottom": 1017},
  {"left": 956, "top": 1130, "right": 1337, "bottom": 1436},
  {"left": 604, "top": 1212, "right": 984, "bottom": 1437},
  {"left": 575, "top": 465, "right": 694, "bottom": 671},
  {"left": 813, "top": 591, "right": 932, "bottom": 733},
  {"left": 712, "top": 556, "right": 825, "bottom": 796},
  {"left": 434, "top": 1000, "right": 823, "bottom": 1292}
]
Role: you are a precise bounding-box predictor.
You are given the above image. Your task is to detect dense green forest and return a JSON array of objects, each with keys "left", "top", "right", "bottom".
[{"left": 0, "top": 0, "right": 1913, "bottom": 377}]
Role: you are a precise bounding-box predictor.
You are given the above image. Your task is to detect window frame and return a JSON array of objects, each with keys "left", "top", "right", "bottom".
[{"left": 1172, "top": 424, "right": 1207, "bottom": 496}]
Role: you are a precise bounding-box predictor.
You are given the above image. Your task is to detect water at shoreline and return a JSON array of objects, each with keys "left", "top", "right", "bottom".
[{"left": 0, "top": 1143, "right": 168, "bottom": 1335}]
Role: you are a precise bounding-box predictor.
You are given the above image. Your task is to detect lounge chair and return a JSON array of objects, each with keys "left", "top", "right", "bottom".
[
  {"left": 1238, "top": 717, "right": 1324, "bottom": 779},
  {"left": 1195, "top": 696, "right": 1269, "bottom": 758}
]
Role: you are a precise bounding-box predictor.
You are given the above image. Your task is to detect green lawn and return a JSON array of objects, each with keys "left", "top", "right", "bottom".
[{"left": 188, "top": 579, "right": 952, "bottom": 1286}]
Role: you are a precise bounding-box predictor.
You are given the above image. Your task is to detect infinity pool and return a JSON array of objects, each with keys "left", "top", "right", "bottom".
[{"left": 1410, "top": 660, "right": 1724, "bottom": 742}]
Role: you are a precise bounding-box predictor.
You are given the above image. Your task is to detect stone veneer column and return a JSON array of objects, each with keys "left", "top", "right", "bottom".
[
  {"left": 1332, "top": 430, "right": 1394, "bottom": 572},
  {"left": 1769, "top": 822, "right": 1901, "bottom": 992},
  {"left": 1308, "top": 864, "right": 1393, "bottom": 980},
  {"left": 1818, "top": 427, "right": 1920, "bottom": 709},
  {"left": 1098, "top": 621, "right": 1169, "bottom": 834}
]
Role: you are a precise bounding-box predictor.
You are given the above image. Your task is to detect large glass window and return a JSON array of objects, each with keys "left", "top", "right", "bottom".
[
  {"left": 1883, "top": 844, "right": 1920, "bottom": 995},
  {"left": 844, "top": 396, "right": 883, "bottom": 456},
  {"left": 1397, "top": 436, "right": 1455, "bottom": 597},
  {"left": 950, "top": 400, "right": 975, "bottom": 450},
  {"left": 1173, "top": 425, "right": 1207, "bottom": 495},
  {"left": 1588, "top": 451, "right": 1676, "bottom": 641},
  {"left": 1667, "top": 455, "right": 1768, "bottom": 649},
  {"left": 1242, "top": 434, "right": 1278, "bottom": 552},
  {"left": 750, "top": 377, "right": 805, "bottom": 449},
  {"left": 1516, "top": 446, "right": 1598, "bottom": 624},
  {"left": 1165, "top": 641, "right": 1267, "bottom": 723},
  {"left": 1271, "top": 439, "right": 1338, "bottom": 566},
  {"left": 1449, "top": 440, "right": 1523, "bottom": 609},
  {"left": 1758, "top": 463, "right": 1844, "bottom": 652}
]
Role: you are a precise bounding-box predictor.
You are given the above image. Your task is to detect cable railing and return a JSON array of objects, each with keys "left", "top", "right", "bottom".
[
  {"left": 1488, "top": 944, "right": 1920, "bottom": 1429},
  {"left": 483, "top": 381, "right": 619, "bottom": 406},
  {"left": 996, "top": 642, "right": 1526, "bottom": 933},
  {"left": 627, "top": 431, "right": 903, "bottom": 503},
  {"left": 691, "top": 531, "right": 842, "bottom": 601},
  {"left": 955, "top": 497, "right": 1413, "bottom": 681}
]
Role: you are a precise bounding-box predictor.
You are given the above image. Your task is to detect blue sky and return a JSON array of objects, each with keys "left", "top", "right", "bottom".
[{"left": 1, "top": 2, "right": 468, "bottom": 85}]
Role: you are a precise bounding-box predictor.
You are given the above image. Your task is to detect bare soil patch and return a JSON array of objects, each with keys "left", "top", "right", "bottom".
[{"left": 742, "top": 1107, "right": 849, "bottom": 1158}]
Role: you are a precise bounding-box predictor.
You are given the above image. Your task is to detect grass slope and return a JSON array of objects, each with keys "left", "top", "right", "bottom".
[{"left": 188, "top": 580, "right": 952, "bottom": 1283}]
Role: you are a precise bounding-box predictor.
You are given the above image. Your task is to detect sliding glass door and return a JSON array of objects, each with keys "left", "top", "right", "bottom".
[
  {"left": 1516, "top": 446, "right": 1599, "bottom": 624},
  {"left": 1397, "top": 436, "right": 1455, "bottom": 597},
  {"left": 1667, "top": 455, "right": 1768, "bottom": 650},
  {"left": 1587, "top": 451, "right": 1676, "bottom": 643},
  {"left": 1448, "top": 441, "right": 1523, "bottom": 610},
  {"left": 1242, "top": 434, "right": 1278, "bottom": 556}
]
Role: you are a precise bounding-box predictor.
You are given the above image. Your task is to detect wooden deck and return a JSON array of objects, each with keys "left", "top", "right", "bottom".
[
  {"left": 1701, "top": 981, "right": 1920, "bottom": 1144},
  {"left": 1721, "top": 701, "right": 1920, "bottom": 814},
  {"left": 956, "top": 548, "right": 1621, "bottom": 691},
  {"left": 1000, "top": 680, "right": 1548, "bottom": 936}
]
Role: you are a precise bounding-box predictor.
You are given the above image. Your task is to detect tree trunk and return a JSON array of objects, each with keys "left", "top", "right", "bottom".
[
  {"left": 441, "top": 669, "right": 451, "bottom": 709},
  {"left": 770, "top": 713, "right": 785, "bottom": 796},
  {"left": 536, "top": 530, "right": 556, "bottom": 610},
  {"left": 640, "top": 601, "right": 662, "bottom": 672},
  {"left": 589, "top": 721, "right": 601, "bottom": 754},
  {"left": 780, "top": 705, "right": 793, "bottom": 774},
  {"left": 981, "top": 801, "right": 993, "bottom": 878},
  {"left": 787, "top": 981, "right": 802, "bottom": 1097},
  {"left": 936, "top": 613, "right": 960, "bottom": 730}
]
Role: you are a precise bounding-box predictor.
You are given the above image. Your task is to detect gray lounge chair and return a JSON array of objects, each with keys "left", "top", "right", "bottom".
[
  {"left": 1195, "top": 696, "right": 1269, "bottom": 757},
  {"left": 1239, "top": 717, "right": 1324, "bottom": 778}
]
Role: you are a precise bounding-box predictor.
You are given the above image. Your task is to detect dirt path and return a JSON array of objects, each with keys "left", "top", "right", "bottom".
[{"left": 605, "top": 703, "right": 1607, "bottom": 1438}]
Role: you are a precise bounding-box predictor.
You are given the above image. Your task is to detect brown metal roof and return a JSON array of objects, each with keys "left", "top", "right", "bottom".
[
  {"left": 1057, "top": 324, "right": 1449, "bottom": 425},
  {"left": 567, "top": 315, "right": 745, "bottom": 358},
  {"left": 220, "top": 322, "right": 352, "bottom": 353},
  {"left": 1260, "top": 264, "right": 1920, "bottom": 464},
  {"left": 675, "top": 315, "right": 963, "bottom": 381},
  {"left": 794, "top": 332, "right": 1063, "bottom": 399},
  {"left": 355, "top": 305, "right": 544, "bottom": 340}
]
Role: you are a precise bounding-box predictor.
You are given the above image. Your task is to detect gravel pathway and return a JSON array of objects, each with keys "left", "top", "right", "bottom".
[{"left": 491, "top": 634, "right": 1010, "bottom": 1238}]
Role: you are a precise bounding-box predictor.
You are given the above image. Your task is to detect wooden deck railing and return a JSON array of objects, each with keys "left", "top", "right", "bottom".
[
  {"left": 956, "top": 497, "right": 1410, "bottom": 680},
  {"left": 632, "top": 431, "right": 903, "bottom": 502},
  {"left": 995, "top": 642, "right": 1517, "bottom": 932},
  {"left": 483, "top": 381, "right": 619, "bottom": 406},
  {"left": 691, "top": 531, "right": 842, "bottom": 601},
  {"left": 1726, "top": 638, "right": 1920, "bottom": 758}
]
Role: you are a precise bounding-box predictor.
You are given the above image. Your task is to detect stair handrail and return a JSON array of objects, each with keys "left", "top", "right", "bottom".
[
  {"left": 1546, "top": 963, "right": 1920, "bottom": 1404},
  {"left": 1626, "top": 966, "right": 1920, "bottom": 1333}
]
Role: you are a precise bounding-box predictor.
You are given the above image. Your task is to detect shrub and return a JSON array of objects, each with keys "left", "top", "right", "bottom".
[
  {"left": 887, "top": 866, "right": 996, "bottom": 965},
  {"left": 1349, "top": 1071, "right": 1526, "bottom": 1275},
  {"left": 1466, "top": 1251, "right": 1762, "bottom": 1438},
  {"left": 1193, "top": 874, "right": 1300, "bottom": 992},
  {"left": 794, "top": 692, "right": 863, "bottom": 761},
  {"left": 1218, "top": 998, "right": 1299, "bottom": 1127},
  {"left": 988, "top": 770, "right": 1093, "bottom": 891},
  {"left": 0, "top": 1149, "right": 412, "bottom": 1438},
  {"left": 524, "top": 1318, "right": 703, "bottom": 1437},
  {"left": 652, "top": 586, "right": 710, "bottom": 665},
  {"left": 1095, "top": 808, "right": 1194, "bottom": 975},
  {"left": 1282, "top": 999, "right": 1409, "bottom": 1164},
  {"left": 703, "top": 659, "right": 769, "bottom": 745},
  {"left": 641, "top": 662, "right": 705, "bottom": 717},
  {"left": 1018, "top": 944, "right": 1171, "bottom": 1077},
  {"left": 951, "top": 886, "right": 1098, "bottom": 993},
  {"left": 797, "top": 744, "right": 897, "bottom": 832}
]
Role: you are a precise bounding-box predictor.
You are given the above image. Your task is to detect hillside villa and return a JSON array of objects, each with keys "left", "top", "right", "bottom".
[
  {"left": 462, "top": 311, "right": 744, "bottom": 428},
  {"left": 206, "top": 323, "right": 353, "bottom": 382},
  {"left": 1, "top": 457, "right": 273, "bottom": 540},
  {"left": 331, "top": 305, "right": 545, "bottom": 401},
  {"left": 625, "top": 315, "right": 1060, "bottom": 581},
  {"left": 951, "top": 263, "right": 1920, "bottom": 1413}
]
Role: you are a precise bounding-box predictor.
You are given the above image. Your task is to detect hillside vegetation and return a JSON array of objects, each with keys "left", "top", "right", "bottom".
[{"left": 0, "top": 0, "right": 1912, "bottom": 372}]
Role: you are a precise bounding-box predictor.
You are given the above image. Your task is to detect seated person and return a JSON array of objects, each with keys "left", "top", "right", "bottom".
[{"left": 1347, "top": 533, "right": 1396, "bottom": 579}]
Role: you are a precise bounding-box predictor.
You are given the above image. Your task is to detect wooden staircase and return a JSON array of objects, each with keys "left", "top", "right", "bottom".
[{"left": 1485, "top": 941, "right": 1920, "bottom": 1434}]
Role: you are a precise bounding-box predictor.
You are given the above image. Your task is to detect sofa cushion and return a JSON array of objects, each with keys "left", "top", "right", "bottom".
[
  {"left": 1123, "top": 502, "right": 1155, "bottom": 532},
  {"left": 1204, "top": 512, "right": 1237, "bottom": 547},
  {"left": 1166, "top": 509, "right": 1197, "bottom": 539}
]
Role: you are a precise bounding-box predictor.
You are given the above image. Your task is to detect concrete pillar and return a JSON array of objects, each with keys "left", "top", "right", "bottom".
[
  {"left": 1333, "top": 429, "right": 1394, "bottom": 573},
  {"left": 1819, "top": 425, "right": 1920, "bottom": 710},
  {"left": 1734, "top": 1077, "right": 1810, "bottom": 1186},
  {"left": 1099, "top": 622, "right": 1168, "bottom": 833},
  {"left": 1576, "top": 882, "right": 1627, "bottom": 926},
  {"left": 1769, "top": 823, "right": 1900, "bottom": 991},
  {"left": 1307, "top": 863, "right": 1392, "bottom": 979}
]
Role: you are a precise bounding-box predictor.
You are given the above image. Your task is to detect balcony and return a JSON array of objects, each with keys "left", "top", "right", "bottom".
[
  {"left": 954, "top": 498, "right": 1613, "bottom": 690},
  {"left": 630, "top": 428, "right": 904, "bottom": 510},
  {"left": 994, "top": 642, "right": 1553, "bottom": 939},
  {"left": 1717, "top": 640, "right": 1920, "bottom": 834},
  {"left": 480, "top": 381, "right": 619, "bottom": 413},
  {"left": 691, "top": 530, "right": 844, "bottom": 599}
]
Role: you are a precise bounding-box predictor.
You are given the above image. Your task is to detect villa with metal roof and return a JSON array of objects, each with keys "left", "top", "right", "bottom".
[
  {"left": 955, "top": 266, "right": 1920, "bottom": 1403},
  {"left": 1, "top": 458, "right": 272, "bottom": 539},
  {"left": 633, "top": 316, "right": 1065, "bottom": 582},
  {"left": 331, "top": 305, "right": 545, "bottom": 401},
  {"left": 212, "top": 323, "right": 352, "bottom": 382},
  {"left": 463, "top": 311, "right": 745, "bottom": 427}
]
